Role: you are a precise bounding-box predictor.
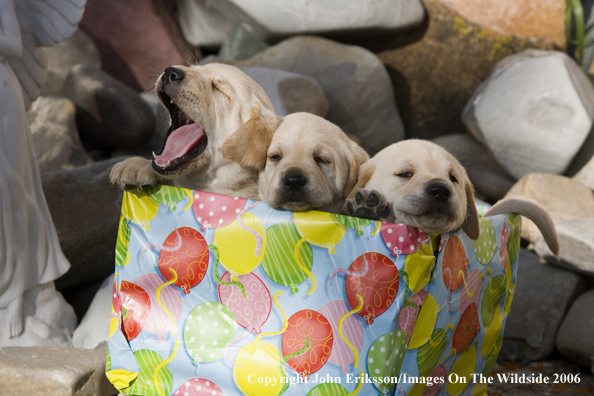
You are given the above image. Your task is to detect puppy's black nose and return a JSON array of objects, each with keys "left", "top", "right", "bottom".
[
  {"left": 283, "top": 173, "right": 307, "bottom": 191},
  {"left": 162, "top": 67, "right": 185, "bottom": 85},
  {"left": 427, "top": 183, "right": 451, "bottom": 202}
]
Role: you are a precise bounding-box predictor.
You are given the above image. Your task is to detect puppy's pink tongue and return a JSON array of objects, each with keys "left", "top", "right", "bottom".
[{"left": 154, "top": 124, "right": 204, "bottom": 168}]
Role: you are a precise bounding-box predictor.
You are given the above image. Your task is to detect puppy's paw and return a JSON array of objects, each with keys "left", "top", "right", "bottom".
[
  {"left": 345, "top": 189, "right": 393, "bottom": 222},
  {"left": 109, "top": 157, "right": 160, "bottom": 190}
]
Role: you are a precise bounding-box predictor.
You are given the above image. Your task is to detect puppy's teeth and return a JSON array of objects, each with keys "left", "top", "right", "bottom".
[{"left": 152, "top": 151, "right": 157, "bottom": 159}]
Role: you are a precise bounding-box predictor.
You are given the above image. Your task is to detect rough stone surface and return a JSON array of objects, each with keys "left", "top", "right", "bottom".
[
  {"left": 463, "top": 50, "right": 594, "bottom": 179},
  {"left": 64, "top": 65, "right": 155, "bottom": 151},
  {"left": 0, "top": 346, "right": 117, "bottom": 396},
  {"left": 439, "top": 0, "right": 566, "bottom": 48},
  {"left": 535, "top": 218, "right": 594, "bottom": 276},
  {"left": 209, "top": 0, "right": 425, "bottom": 40},
  {"left": 41, "top": 28, "right": 101, "bottom": 97},
  {"left": 204, "top": 36, "right": 405, "bottom": 155},
  {"left": 432, "top": 134, "right": 515, "bottom": 201},
  {"left": 179, "top": 0, "right": 231, "bottom": 48},
  {"left": 499, "top": 249, "right": 584, "bottom": 361},
  {"left": 242, "top": 67, "right": 329, "bottom": 117},
  {"left": 378, "top": 0, "right": 555, "bottom": 141},
  {"left": 42, "top": 158, "right": 123, "bottom": 292},
  {"left": 73, "top": 274, "right": 113, "bottom": 350},
  {"left": 503, "top": 173, "right": 594, "bottom": 244},
  {"left": 557, "top": 289, "right": 594, "bottom": 368},
  {"left": 28, "top": 97, "right": 93, "bottom": 173},
  {"left": 219, "top": 25, "right": 269, "bottom": 61}
]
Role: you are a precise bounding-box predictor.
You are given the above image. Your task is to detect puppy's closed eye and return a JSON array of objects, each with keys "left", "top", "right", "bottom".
[
  {"left": 396, "top": 172, "right": 413, "bottom": 178},
  {"left": 269, "top": 154, "right": 282, "bottom": 162},
  {"left": 314, "top": 155, "right": 331, "bottom": 165},
  {"left": 449, "top": 174, "right": 458, "bottom": 183}
]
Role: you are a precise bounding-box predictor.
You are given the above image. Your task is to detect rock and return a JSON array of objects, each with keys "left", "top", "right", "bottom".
[
  {"left": 566, "top": 121, "right": 594, "bottom": 190},
  {"left": 0, "top": 346, "right": 117, "bottom": 395},
  {"left": 463, "top": 50, "right": 594, "bottom": 179},
  {"left": 205, "top": 36, "right": 405, "bottom": 155},
  {"left": 503, "top": 173, "right": 594, "bottom": 244},
  {"left": 432, "top": 134, "right": 515, "bottom": 201},
  {"left": 42, "top": 158, "right": 123, "bottom": 292},
  {"left": 535, "top": 218, "right": 594, "bottom": 276},
  {"left": 219, "top": 25, "right": 270, "bottom": 61},
  {"left": 557, "top": 289, "right": 594, "bottom": 367},
  {"left": 499, "top": 249, "right": 584, "bottom": 361},
  {"left": 439, "top": 0, "right": 566, "bottom": 48},
  {"left": 81, "top": 0, "right": 198, "bottom": 91},
  {"left": 41, "top": 28, "right": 101, "bottom": 97},
  {"left": 178, "top": 0, "right": 231, "bottom": 48},
  {"left": 242, "top": 67, "right": 329, "bottom": 117},
  {"left": 73, "top": 274, "right": 113, "bottom": 350},
  {"left": 378, "top": 0, "right": 555, "bottom": 141},
  {"left": 27, "top": 97, "right": 93, "bottom": 173},
  {"left": 64, "top": 65, "right": 155, "bottom": 151},
  {"left": 209, "top": 0, "right": 424, "bottom": 41}
]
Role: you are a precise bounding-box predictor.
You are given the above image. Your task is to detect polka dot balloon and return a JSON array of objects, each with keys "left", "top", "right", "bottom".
[
  {"left": 367, "top": 330, "right": 407, "bottom": 393},
  {"left": 192, "top": 191, "right": 247, "bottom": 229},
  {"left": 172, "top": 378, "right": 223, "bottom": 396}
]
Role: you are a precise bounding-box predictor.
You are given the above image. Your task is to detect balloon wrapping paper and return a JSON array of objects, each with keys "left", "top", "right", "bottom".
[{"left": 106, "top": 186, "right": 520, "bottom": 396}]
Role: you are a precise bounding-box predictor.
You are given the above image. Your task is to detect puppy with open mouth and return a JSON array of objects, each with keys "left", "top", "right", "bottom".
[
  {"left": 109, "top": 63, "right": 279, "bottom": 200},
  {"left": 343, "top": 139, "right": 559, "bottom": 255}
]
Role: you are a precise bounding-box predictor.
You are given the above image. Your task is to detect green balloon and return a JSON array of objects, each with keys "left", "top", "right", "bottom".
[
  {"left": 367, "top": 329, "right": 407, "bottom": 393},
  {"left": 105, "top": 345, "right": 111, "bottom": 372},
  {"left": 507, "top": 214, "right": 522, "bottom": 264},
  {"left": 472, "top": 218, "right": 496, "bottom": 265},
  {"left": 115, "top": 216, "right": 130, "bottom": 267},
  {"left": 481, "top": 275, "right": 506, "bottom": 326},
  {"left": 335, "top": 214, "right": 374, "bottom": 237},
  {"left": 483, "top": 336, "right": 503, "bottom": 377},
  {"left": 262, "top": 222, "right": 313, "bottom": 294},
  {"left": 149, "top": 185, "right": 188, "bottom": 212},
  {"left": 184, "top": 302, "right": 237, "bottom": 365},
  {"left": 417, "top": 328, "right": 448, "bottom": 377},
  {"left": 127, "top": 349, "right": 173, "bottom": 396},
  {"left": 307, "top": 382, "right": 349, "bottom": 396}
]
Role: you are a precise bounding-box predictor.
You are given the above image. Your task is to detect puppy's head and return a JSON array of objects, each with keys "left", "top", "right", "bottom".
[
  {"left": 224, "top": 112, "right": 369, "bottom": 211},
  {"left": 358, "top": 140, "right": 480, "bottom": 238},
  {"left": 152, "top": 63, "right": 275, "bottom": 179}
]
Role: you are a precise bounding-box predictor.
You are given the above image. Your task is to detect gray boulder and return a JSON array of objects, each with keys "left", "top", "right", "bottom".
[
  {"left": 73, "top": 274, "right": 113, "bottom": 350},
  {"left": 219, "top": 25, "right": 269, "bottom": 61},
  {"left": 178, "top": 0, "right": 231, "bottom": 48},
  {"left": 499, "top": 249, "right": 584, "bottom": 361},
  {"left": 557, "top": 289, "right": 594, "bottom": 368}
]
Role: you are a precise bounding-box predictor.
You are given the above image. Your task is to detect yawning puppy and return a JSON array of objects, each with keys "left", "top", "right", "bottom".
[
  {"left": 109, "top": 63, "right": 279, "bottom": 199},
  {"left": 223, "top": 112, "right": 369, "bottom": 213},
  {"left": 344, "top": 140, "right": 559, "bottom": 255}
]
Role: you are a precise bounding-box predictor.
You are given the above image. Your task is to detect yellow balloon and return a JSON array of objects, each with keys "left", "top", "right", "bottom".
[
  {"left": 481, "top": 307, "right": 503, "bottom": 357},
  {"left": 293, "top": 211, "right": 346, "bottom": 254},
  {"left": 408, "top": 294, "right": 439, "bottom": 350},
  {"left": 407, "top": 383, "right": 426, "bottom": 396},
  {"left": 214, "top": 212, "right": 266, "bottom": 279},
  {"left": 404, "top": 243, "right": 435, "bottom": 294},
  {"left": 108, "top": 307, "right": 119, "bottom": 339},
  {"left": 504, "top": 285, "right": 515, "bottom": 317},
  {"left": 446, "top": 344, "right": 477, "bottom": 396},
  {"left": 122, "top": 190, "right": 160, "bottom": 230},
  {"left": 233, "top": 340, "right": 286, "bottom": 396}
]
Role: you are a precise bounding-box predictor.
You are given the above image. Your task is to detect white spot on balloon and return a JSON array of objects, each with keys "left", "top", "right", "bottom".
[{"left": 199, "top": 204, "right": 204, "bottom": 209}]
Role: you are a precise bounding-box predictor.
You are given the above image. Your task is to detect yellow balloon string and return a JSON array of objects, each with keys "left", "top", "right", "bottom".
[
  {"left": 339, "top": 294, "right": 364, "bottom": 369},
  {"left": 156, "top": 268, "right": 179, "bottom": 336},
  {"left": 347, "top": 370, "right": 365, "bottom": 396},
  {"left": 438, "top": 347, "right": 456, "bottom": 366},
  {"left": 154, "top": 337, "right": 180, "bottom": 396},
  {"left": 429, "top": 323, "right": 454, "bottom": 347},
  {"left": 256, "top": 292, "right": 287, "bottom": 340},
  {"left": 294, "top": 237, "right": 316, "bottom": 295},
  {"left": 461, "top": 271, "right": 485, "bottom": 298},
  {"left": 183, "top": 189, "right": 194, "bottom": 211},
  {"left": 371, "top": 221, "right": 381, "bottom": 236}
]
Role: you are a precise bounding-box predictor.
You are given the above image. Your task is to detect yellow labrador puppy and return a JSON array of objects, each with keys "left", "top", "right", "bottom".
[
  {"left": 109, "top": 63, "right": 279, "bottom": 200},
  {"left": 223, "top": 112, "right": 369, "bottom": 213},
  {"left": 344, "top": 140, "right": 559, "bottom": 255}
]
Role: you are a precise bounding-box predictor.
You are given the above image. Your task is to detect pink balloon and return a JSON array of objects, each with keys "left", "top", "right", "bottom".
[
  {"left": 134, "top": 273, "right": 182, "bottom": 340},
  {"left": 381, "top": 223, "right": 428, "bottom": 257},
  {"left": 397, "top": 290, "right": 426, "bottom": 345},
  {"left": 424, "top": 365, "right": 446, "bottom": 396},
  {"left": 173, "top": 378, "right": 223, "bottom": 396},
  {"left": 460, "top": 269, "right": 483, "bottom": 316},
  {"left": 192, "top": 191, "right": 247, "bottom": 229},
  {"left": 501, "top": 223, "right": 509, "bottom": 272},
  {"left": 218, "top": 272, "right": 271, "bottom": 334},
  {"left": 319, "top": 300, "right": 363, "bottom": 374}
]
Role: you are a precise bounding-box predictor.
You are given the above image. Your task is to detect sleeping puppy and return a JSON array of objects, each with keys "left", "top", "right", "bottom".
[
  {"left": 223, "top": 112, "right": 369, "bottom": 213},
  {"left": 343, "top": 139, "right": 559, "bottom": 255},
  {"left": 109, "top": 63, "right": 279, "bottom": 200}
]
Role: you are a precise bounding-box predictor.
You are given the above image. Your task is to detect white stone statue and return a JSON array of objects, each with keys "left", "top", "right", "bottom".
[{"left": 0, "top": 0, "right": 85, "bottom": 345}]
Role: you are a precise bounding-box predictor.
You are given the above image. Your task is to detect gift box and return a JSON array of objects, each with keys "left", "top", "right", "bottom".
[{"left": 105, "top": 185, "right": 520, "bottom": 396}]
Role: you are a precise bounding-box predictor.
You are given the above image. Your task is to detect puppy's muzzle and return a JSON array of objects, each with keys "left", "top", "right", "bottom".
[
  {"left": 162, "top": 67, "right": 185, "bottom": 86},
  {"left": 427, "top": 183, "right": 451, "bottom": 203},
  {"left": 283, "top": 172, "right": 308, "bottom": 191}
]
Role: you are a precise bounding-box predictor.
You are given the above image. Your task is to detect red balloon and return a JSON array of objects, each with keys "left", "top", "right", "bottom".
[
  {"left": 452, "top": 303, "right": 480, "bottom": 353},
  {"left": 282, "top": 309, "right": 333, "bottom": 379},
  {"left": 158, "top": 227, "right": 209, "bottom": 294},
  {"left": 120, "top": 281, "right": 150, "bottom": 341},
  {"left": 192, "top": 191, "right": 247, "bottom": 229},
  {"left": 442, "top": 236, "right": 469, "bottom": 291},
  {"left": 345, "top": 252, "right": 399, "bottom": 325}
]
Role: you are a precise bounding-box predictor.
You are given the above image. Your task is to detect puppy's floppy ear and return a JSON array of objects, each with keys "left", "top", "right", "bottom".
[
  {"left": 346, "top": 159, "right": 375, "bottom": 199},
  {"left": 222, "top": 107, "right": 279, "bottom": 169},
  {"left": 343, "top": 144, "right": 370, "bottom": 198},
  {"left": 463, "top": 181, "right": 481, "bottom": 240}
]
